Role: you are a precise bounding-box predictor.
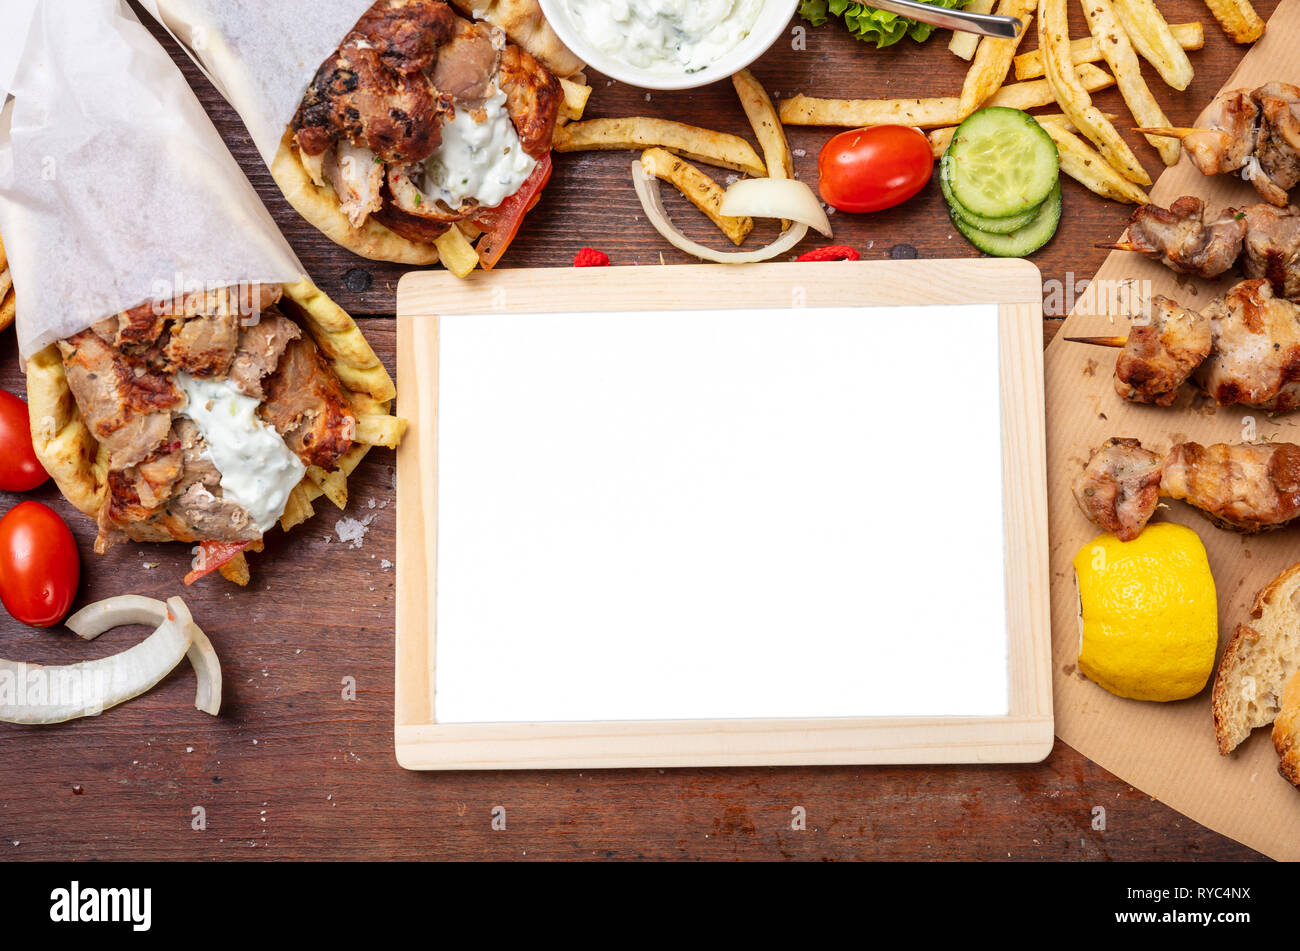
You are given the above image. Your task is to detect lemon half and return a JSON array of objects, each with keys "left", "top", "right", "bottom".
[{"left": 1072, "top": 523, "right": 1218, "bottom": 702}]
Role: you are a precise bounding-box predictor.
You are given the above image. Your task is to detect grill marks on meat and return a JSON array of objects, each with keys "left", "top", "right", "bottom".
[
  {"left": 1195, "top": 279, "right": 1300, "bottom": 411},
  {"left": 259, "top": 336, "right": 357, "bottom": 471},
  {"left": 497, "top": 43, "right": 561, "bottom": 158},
  {"left": 1071, "top": 438, "right": 1164, "bottom": 542},
  {"left": 1124, "top": 197, "right": 1244, "bottom": 279},
  {"left": 291, "top": 0, "right": 559, "bottom": 230},
  {"left": 1163, "top": 441, "right": 1300, "bottom": 533},
  {"left": 1114, "top": 296, "right": 1212, "bottom": 406},
  {"left": 1072, "top": 438, "right": 1300, "bottom": 539},
  {"left": 296, "top": 32, "right": 443, "bottom": 163}
]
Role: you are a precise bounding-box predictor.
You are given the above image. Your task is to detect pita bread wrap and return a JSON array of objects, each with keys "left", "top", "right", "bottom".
[
  {"left": 0, "top": 0, "right": 402, "bottom": 581},
  {"left": 140, "top": 0, "right": 583, "bottom": 265}
]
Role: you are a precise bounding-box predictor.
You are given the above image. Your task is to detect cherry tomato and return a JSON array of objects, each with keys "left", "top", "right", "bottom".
[
  {"left": 0, "top": 390, "right": 49, "bottom": 492},
  {"left": 817, "top": 126, "right": 935, "bottom": 214},
  {"left": 0, "top": 501, "right": 79, "bottom": 627}
]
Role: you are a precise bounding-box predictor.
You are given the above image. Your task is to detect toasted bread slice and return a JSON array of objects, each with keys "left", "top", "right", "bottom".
[
  {"left": 1212, "top": 561, "right": 1300, "bottom": 754},
  {"left": 1274, "top": 670, "right": 1300, "bottom": 788}
]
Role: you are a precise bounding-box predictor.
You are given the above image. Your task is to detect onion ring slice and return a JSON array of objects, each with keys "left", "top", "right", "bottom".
[
  {"left": 0, "top": 598, "right": 193, "bottom": 724},
  {"left": 65, "top": 595, "right": 221, "bottom": 716}
]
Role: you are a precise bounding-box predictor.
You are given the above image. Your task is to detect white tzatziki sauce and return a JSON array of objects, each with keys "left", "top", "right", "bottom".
[
  {"left": 422, "top": 89, "right": 536, "bottom": 210},
  {"left": 561, "top": 0, "right": 764, "bottom": 75},
  {"left": 176, "top": 374, "right": 305, "bottom": 533}
]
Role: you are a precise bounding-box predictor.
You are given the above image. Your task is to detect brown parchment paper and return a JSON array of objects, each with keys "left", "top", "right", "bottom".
[{"left": 1047, "top": 0, "right": 1300, "bottom": 861}]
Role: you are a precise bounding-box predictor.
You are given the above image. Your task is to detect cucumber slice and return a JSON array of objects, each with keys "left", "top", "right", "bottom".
[
  {"left": 952, "top": 181, "right": 1061, "bottom": 257},
  {"left": 945, "top": 107, "right": 1059, "bottom": 219},
  {"left": 940, "top": 155, "right": 1041, "bottom": 234}
]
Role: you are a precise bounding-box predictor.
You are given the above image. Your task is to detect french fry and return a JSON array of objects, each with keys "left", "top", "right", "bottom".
[
  {"left": 1040, "top": 121, "right": 1152, "bottom": 203},
  {"left": 558, "top": 76, "right": 592, "bottom": 123},
  {"left": 455, "top": 219, "right": 482, "bottom": 242},
  {"left": 218, "top": 553, "right": 250, "bottom": 587},
  {"left": 1111, "top": 0, "right": 1196, "bottom": 89},
  {"left": 553, "top": 117, "right": 766, "bottom": 177},
  {"left": 778, "top": 63, "right": 1114, "bottom": 129},
  {"left": 1202, "top": 0, "right": 1266, "bottom": 43},
  {"left": 306, "top": 464, "right": 349, "bottom": 511},
  {"left": 957, "top": 0, "right": 1038, "bottom": 119},
  {"left": 732, "top": 68, "right": 793, "bottom": 228},
  {"left": 949, "top": 0, "right": 997, "bottom": 60},
  {"left": 1013, "top": 21, "right": 1202, "bottom": 79},
  {"left": 1081, "top": 0, "right": 1180, "bottom": 165},
  {"left": 639, "top": 148, "right": 753, "bottom": 246},
  {"left": 1039, "top": 0, "right": 1150, "bottom": 184},
  {"left": 356, "top": 412, "right": 408, "bottom": 449},
  {"left": 433, "top": 225, "right": 480, "bottom": 279},
  {"left": 279, "top": 482, "right": 316, "bottom": 532}
]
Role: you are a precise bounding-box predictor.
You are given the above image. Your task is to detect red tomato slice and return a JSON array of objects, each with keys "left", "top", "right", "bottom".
[
  {"left": 473, "top": 153, "right": 553, "bottom": 269},
  {"left": 0, "top": 390, "right": 50, "bottom": 492},
  {"left": 0, "top": 501, "right": 79, "bottom": 627},
  {"left": 817, "top": 126, "right": 934, "bottom": 214},
  {"left": 184, "top": 540, "right": 250, "bottom": 586}
]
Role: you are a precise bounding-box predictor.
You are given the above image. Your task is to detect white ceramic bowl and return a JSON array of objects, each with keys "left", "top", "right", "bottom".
[{"left": 537, "top": 0, "right": 800, "bottom": 91}]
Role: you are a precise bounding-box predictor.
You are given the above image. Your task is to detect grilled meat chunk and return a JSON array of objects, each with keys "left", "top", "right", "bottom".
[
  {"left": 165, "top": 311, "right": 240, "bottom": 378},
  {"left": 1195, "top": 279, "right": 1300, "bottom": 409},
  {"left": 295, "top": 31, "right": 442, "bottom": 163},
  {"left": 58, "top": 330, "right": 180, "bottom": 469},
  {"left": 1123, "top": 197, "right": 1245, "bottom": 279},
  {"left": 259, "top": 335, "right": 357, "bottom": 471},
  {"left": 324, "top": 141, "right": 386, "bottom": 228},
  {"left": 1239, "top": 203, "right": 1300, "bottom": 300},
  {"left": 354, "top": 0, "right": 458, "bottom": 74},
  {"left": 497, "top": 42, "right": 561, "bottom": 158},
  {"left": 1114, "top": 296, "right": 1212, "bottom": 406},
  {"left": 1183, "top": 90, "right": 1259, "bottom": 176},
  {"left": 1071, "top": 438, "right": 1164, "bottom": 542},
  {"left": 431, "top": 16, "right": 501, "bottom": 103},
  {"left": 1251, "top": 83, "right": 1300, "bottom": 207},
  {"left": 1163, "top": 441, "right": 1300, "bottom": 533}
]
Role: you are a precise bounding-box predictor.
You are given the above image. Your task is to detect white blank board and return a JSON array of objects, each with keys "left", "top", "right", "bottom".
[{"left": 434, "top": 305, "right": 1007, "bottom": 723}]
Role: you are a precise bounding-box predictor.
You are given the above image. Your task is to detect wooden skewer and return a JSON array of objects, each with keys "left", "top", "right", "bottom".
[
  {"left": 1064, "top": 335, "right": 1128, "bottom": 348},
  {"left": 1095, "top": 241, "right": 1139, "bottom": 252},
  {"left": 1132, "top": 126, "right": 1205, "bottom": 139}
]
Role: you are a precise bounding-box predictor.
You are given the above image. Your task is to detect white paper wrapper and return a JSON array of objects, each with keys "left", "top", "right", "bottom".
[
  {"left": 0, "top": 0, "right": 305, "bottom": 362},
  {"left": 138, "top": 0, "right": 374, "bottom": 166}
]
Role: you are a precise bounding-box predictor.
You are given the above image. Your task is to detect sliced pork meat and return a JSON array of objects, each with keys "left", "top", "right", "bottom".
[
  {"left": 1071, "top": 438, "right": 1164, "bottom": 542},
  {"left": 165, "top": 312, "right": 240, "bottom": 377},
  {"left": 431, "top": 17, "right": 501, "bottom": 103},
  {"left": 166, "top": 483, "right": 261, "bottom": 544},
  {"left": 59, "top": 330, "right": 180, "bottom": 469},
  {"left": 1123, "top": 196, "right": 1245, "bottom": 279},
  {"left": 228, "top": 311, "right": 302, "bottom": 401},
  {"left": 324, "top": 141, "right": 386, "bottom": 228},
  {"left": 91, "top": 300, "right": 167, "bottom": 350},
  {"left": 1240, "top": 203, "right": 1300, "bottom": 299},
  {"left": 497, "top": 43, "right": 561, "bottom": 158},
  {"left": 259, "top": 335, "right": 357, "bottom": 471},
  {"left": 295, "top": 31, "right": 442, "bottom": 163}
]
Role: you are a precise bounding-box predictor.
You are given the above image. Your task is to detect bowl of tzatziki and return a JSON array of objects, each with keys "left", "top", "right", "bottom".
[{"left": 539, "top": 0, "right": 799, "bottom": 90}]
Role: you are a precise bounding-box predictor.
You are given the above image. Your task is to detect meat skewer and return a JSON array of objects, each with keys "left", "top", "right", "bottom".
[
  {"left": 1136, "top": 83, "right": 1300, "bottom": 206},
  {"left": 1072, "top": 437, "right": 1300, "bottom": 541},
  {"left": 1067, "top": 279, "right": 1300, "bottom": 411}
]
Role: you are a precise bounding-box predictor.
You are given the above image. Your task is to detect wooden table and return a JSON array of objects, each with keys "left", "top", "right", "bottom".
[{"left": 0, "top": 0, "right": 1271, "bottom": 860}]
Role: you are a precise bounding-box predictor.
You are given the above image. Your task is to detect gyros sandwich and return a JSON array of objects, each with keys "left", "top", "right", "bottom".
[
  {"left": 25, "top": 278, "right": 403, "bottom": 585},
  {"left": 270, "top": 0, "right": 584, "bottom": 269}
]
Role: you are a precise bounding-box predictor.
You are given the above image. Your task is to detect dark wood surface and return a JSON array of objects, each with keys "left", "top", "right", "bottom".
[{"left": 0, "top": 1, "right": 1275, "bottom": 861}]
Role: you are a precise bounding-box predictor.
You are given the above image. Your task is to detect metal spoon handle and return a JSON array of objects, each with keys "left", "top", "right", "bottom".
[{"left": 863, "top": 0, "right": 1024, "bottom": 39}]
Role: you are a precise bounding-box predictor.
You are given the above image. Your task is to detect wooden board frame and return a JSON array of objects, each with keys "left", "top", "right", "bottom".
[{"left": 394, "top": 260, "right": 1052, "bottom": 770}]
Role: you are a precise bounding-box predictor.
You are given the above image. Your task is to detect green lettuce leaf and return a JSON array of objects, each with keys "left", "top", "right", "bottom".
[{"left": 798, "top": 0, "right": 971, "bottom": 49}]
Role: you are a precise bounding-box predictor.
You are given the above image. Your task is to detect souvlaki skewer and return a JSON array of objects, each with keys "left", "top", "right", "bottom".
[{"left": 1068, "top": 279, "right": 1300, "bottom": 411}]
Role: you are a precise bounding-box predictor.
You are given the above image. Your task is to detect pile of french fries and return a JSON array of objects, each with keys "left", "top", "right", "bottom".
[
  {"left": 553, "top": 69, "right": 797, "bottom": 247},
  {"left": 780, "top": 0, "right": 1266, "bottom": 207}
]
